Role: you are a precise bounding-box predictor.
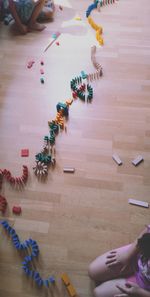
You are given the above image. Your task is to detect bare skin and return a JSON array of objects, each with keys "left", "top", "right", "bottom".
[
  {"left": 8, "top": 0, "right": 52, "bottom": 34},
  {"left": 88, "top": 225, "right": 150, "bottom": 297}
]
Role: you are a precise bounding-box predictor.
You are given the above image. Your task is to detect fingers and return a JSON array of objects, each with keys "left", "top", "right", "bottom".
[
  {"left": 110, "top": 250, "right": 117, "bottom": 254},
  {"left": 106, "top": 258, "right": 117, "bottom": 266},
  {"left": 107, "top": 254, "right": 116, "bottom": 259},
  {"left": 125, "top": 281, "right": 139, "bottom": 288},
  {"left": 125, "top": 282, "right": 132, "bottom": 288},
  {"left": 114, "top": 294, "right": 128, "bottom": 297},
  {"left": 116, "top": 284, "right": 128, "bottom": 294}
]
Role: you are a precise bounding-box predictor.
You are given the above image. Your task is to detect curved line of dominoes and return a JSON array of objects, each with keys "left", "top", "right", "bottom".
[
  {"left": 33, "top": 1, "right": 118, "bottom": 177},
  {"left": 86, "top": 0, "right": 116, "bottom": 45},
  {"left": 0, "top": 1, "right": 119, "bottom": 291},
  {"left": 0, "top": 220, "right": 55, "bottom": 287},
  {"left": 0, "top": 166, "right": 28, "bottom": 193}
]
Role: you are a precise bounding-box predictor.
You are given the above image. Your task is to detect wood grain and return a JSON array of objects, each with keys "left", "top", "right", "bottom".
[{"left": 0, "top": 0, "right": 150, "bottom": 297}]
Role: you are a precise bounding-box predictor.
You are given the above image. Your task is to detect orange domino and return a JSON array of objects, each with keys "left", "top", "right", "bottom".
[
  {"left": 61, "top": 273, "right": 70, "bottom": 286},
  {"left": 61, "top": 273, "right": 77, "bottom": 297},
  {"left": 67, "top": 284, "right": 76, "bottom": 297}
]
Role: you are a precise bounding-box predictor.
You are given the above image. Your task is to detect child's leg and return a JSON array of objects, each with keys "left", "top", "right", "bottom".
[
  {"left": 88, "top": 244, "right": 134, "bottom": 283},
  {"left": 94, "top": 278, "right": 126, "bottom": 297},
  {"left": 38, "top": 6, "right": 53, "bottom": 21},
  {"left": 28, "top": 0, "right": 46, "bottom": 31},
  {"left": 37, "top": 0, "right": 55, "bottom": 22}
]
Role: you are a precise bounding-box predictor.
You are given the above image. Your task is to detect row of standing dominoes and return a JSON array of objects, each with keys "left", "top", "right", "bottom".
[
  {"left": 87, "top": 69, "right": 103, "bottom": 82},
  {"left": 0, "top": 195, "right": 7, "bottom": 213},
  {"left": 33, "top": 100, "right": 73, "bottom": 177},
  {"left": 0, "top": 220, "right": 55, "bottom": 287},
  {"left": 0, "top": 221, "right": 79, "bottom": 292},
  {"left": 0, "top": 166, "right": 28, "bottom": 188},
  {"left": 88, "top": 45, "right": 103, "bottom": 82},
  {"left": 91, "top": 45, "right": 103, "bottom": 71}
]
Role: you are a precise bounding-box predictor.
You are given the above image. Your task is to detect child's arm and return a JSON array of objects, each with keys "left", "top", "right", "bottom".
[
  {"left": 8, "top": 0, "right": 28, "bottom": 34},
  {"left": 106, "top": 225, "right": 150, "bottom": 272},
  {"left": 116, "top": 282, "right": 150, "bottom": 297}
]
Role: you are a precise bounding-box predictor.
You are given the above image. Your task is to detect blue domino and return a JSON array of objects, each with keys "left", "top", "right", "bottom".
[
  {"left": 29, "top": 270, "right": 34, "bottom": 278},
  {"left": 49, "top": 276, "right": 55, "bottom": 283},
  {"left": 37, "top": 278, "right": 43, "bottom": 286},
  {"left": 9, "top": 228, "right": 16, "bottom": 235},
  {"left": 34, "top": 272, "right": 40, "bottom": 280},
  {"left": 44, "top": 279, "right": 49, "bottom": 287},
  {"left": 1, "top": 220, "right": 8, "bottom": 227}
]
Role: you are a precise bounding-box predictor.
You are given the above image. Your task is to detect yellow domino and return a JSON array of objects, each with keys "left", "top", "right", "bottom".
[
  {"left": 61, "top": 273, "right": 70, "bottom": 286},
  {"left": 67, "top": 284, "right": 76, "bottom": 297}
]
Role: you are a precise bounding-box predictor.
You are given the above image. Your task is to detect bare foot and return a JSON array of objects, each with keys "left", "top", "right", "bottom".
[{"left": 28, "top": 22, "right": 46, "bottom": 31}]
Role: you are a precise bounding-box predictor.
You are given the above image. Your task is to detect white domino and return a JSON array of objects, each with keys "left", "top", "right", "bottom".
[
  {"left": 112, "top": 154, "right": 122, "bottom": 165},
  {"left": 128, "top": 199, "right": 149, "bottom": 208},
  {"left": 63, "top": 167, "right": 75, "bottom": 173},
  {"left": 132, "top": 155, "right": 144, "bottom": 166}
]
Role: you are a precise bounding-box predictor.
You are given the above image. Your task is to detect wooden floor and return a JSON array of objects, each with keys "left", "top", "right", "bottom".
[{"left": 0, "top": 0, "right": 150, "bottom": 296}]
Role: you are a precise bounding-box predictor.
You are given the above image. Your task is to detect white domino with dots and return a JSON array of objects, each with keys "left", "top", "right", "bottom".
[{"left": 128, "top": 199, "right": 149, "bottom": 208}]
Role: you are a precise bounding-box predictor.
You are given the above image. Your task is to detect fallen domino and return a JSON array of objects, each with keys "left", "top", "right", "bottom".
[
  {"left": 12, "top": 206, "right": 22, "bottom": 215},
  {"left": 128, "top": 199, "right": 149, "bottom": 208},
  {"left": 44, "top": 32, "right": 61, "bottom": 52},
  {"left": 112, "top": 154, "right": 122, "bottom": 165},
  {"left": 27, "top": 60, "right": 35, "bottom": 69},
  {"left": 61, "top": 273, "right": 77, "bottom": 297},
  {"left": 63, "top": 167, "right": 75, "bottom": 173},
  {"left": 21, "top": 149, "right": 29, "bottom": 157},
  {"left": 132, "top": 155, "right": 144, "bottom": 166}
]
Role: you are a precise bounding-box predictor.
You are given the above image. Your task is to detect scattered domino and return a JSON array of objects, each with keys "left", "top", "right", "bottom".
[
  {"left": 132, "top": 155, "right": 144, "bottom": 166},
  {"left": 63, "top": 167, "right": 75, "bottom": 173},
  {"left": 44, "top": 32, "right": 61, "bottom": 52},
  {"left": 128, "top": 199, "right": 149, "bottom": 208},
  {"left": 12, "top": 206, "right": 22, "bottom": 214},
  {"left": 61, "top": 273, "right": 77, "bottom": 297},
  {"left": 67, "top": 284, "right": 76, "bottom": 297},
  {"left": 61, "top": 273, "right": 70, "bottom": 286},
  {"left": 112, "top": 154, "right": 122, "bottom": 165},
  {"left": 21, "top": 149, "right": 29, "bottom": 157}
]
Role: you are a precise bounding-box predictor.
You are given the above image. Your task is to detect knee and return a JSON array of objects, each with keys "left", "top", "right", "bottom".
[
  {"left": 88, "top": 262, "right": 97, "bottom": 280},
  {"left": 93, "top": 287, "right": 103, "bottom": 297},
  {"left": 45, "top": 10, "right": 54, "bottom": 19}
]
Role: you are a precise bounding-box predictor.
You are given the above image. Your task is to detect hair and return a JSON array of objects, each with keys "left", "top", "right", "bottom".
[{"left": 137, "top": 233, "right": 150, "bottom": 261}]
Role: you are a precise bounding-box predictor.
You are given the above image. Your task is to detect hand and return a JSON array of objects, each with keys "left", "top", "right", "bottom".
[
  {"left": 19, "top": 24, "right": 28, "bottom": 34},
  {"left": 115, "top": 282, "right": 141, "bottom": 297},
  {"left": 105, "top": 249, "right": 131, "bottom": 273}
]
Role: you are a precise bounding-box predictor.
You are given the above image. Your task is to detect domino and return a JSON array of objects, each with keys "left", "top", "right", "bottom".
[
  {"left": 112, "top": 154, "right": 122, "bottom": 165},
  {"left": 128, "top": 199, "right": 149, "bottom": 208},
  {"left": 44, "top": 32, "right": 61, "bottom": 52},
  {"left": 61, "top": 273, "right": 70, "bottom": 286},
  {"left": 21, "top": 149, "right": 29, "bottom": 157},
  {"left": 132, "top": 155, "right": 144, "bottom": 166},
  {"left": 67, "top": 284, "right": 76, "bottom": 297},
  {"left": 63, "top": 167, "right": 75, "bottom": 173},
  {"left": 61, "top": 273, "right": 77, "bottom": 297}
]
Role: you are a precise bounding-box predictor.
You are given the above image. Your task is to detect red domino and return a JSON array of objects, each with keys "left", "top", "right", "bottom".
[{"left": 12, "top": 206, "right": 22, "bottom": 215}]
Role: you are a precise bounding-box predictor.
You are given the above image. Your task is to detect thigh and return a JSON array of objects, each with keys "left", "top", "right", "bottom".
[
  {"left": 94, "top": 278, "right": 126, "bottom": 297},
  {"left": 88, "top": 244, "right": 134, "bottom": 282},
  {"left": 15, "top": 0, "right": 35, "bottom": 24}
]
